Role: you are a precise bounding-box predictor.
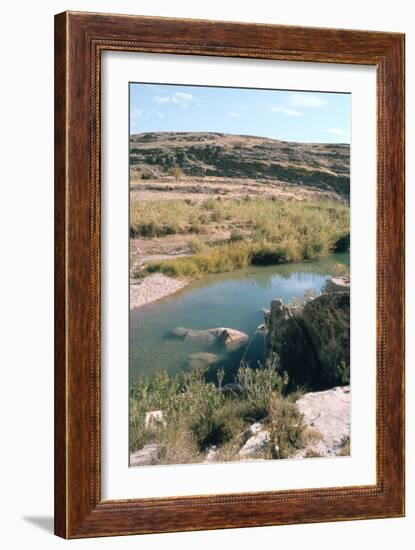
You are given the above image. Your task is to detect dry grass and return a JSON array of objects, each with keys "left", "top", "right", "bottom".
[
  {"left": 130, "top": 362, "right": 308, "bottom": 465},
  {"left": 133, "top": 197, "right": 349, "bottom": 277}
]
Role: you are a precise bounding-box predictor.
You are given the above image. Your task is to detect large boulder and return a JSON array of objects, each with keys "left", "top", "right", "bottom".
[
  {"left": 184, "top": 330, "right": 216, "bottom": 346},
  {"left": 209, "top": 327, "right": 249, "bottom": 351},
  {"left": 171, "top": 326, "right": 248, "bottom": 351},
  {"left": 293, "top": 386, "right": 350, "bottom": 458}
]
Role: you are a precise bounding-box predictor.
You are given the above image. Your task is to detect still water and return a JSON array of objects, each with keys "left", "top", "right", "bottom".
[{"left": 129, "top": 253, "right": 349, "bottom": 382}]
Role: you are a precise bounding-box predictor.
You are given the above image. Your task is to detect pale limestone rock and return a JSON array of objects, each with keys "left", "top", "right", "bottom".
[
  {"left": 130, "top": 444, "right": 160, "bottom": 466},
  {"left": 203, "top": 445, "right": 219, "bottom": 463},
  {"left": 293, "top": 386, "right": 350, "bottom": 458},
  {"left": 249, "top": 422, "right": 264, "bottom": 435},
  {"left": 239, "top": 430, "right": 270, "bottom": 457},
  {"left": 209, "top": 327, "right": 249, "bottom": 351}
]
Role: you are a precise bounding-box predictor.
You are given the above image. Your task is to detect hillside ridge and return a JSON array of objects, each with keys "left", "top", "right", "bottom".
[{"left": 130, "top": 131, "right": 350, "bottom": 199}]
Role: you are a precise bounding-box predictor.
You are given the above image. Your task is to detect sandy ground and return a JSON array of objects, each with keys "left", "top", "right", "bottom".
[
  {"left": 130, "top": 273, "right": 189, "bottom": 309},
  {"left": 130, "top": 176, "right": 341, "bottom": 203}
]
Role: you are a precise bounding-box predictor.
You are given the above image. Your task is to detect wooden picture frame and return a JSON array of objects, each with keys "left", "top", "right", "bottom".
[{"left": 54, "top": 11, "right": 405, "bottom": 538}]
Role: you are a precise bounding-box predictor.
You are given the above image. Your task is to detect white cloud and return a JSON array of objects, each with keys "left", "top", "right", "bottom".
[
  {"left": 153, "top": 96, "right": 170, "bottom": 104},
  {"left": 173, "top": 92, "right": 195, "bottom": 102},
  {"left": 153, "top": 91, "right": 198, "bottom": 108},
  {"left": 228, "top": 112, "right": 241, "bottom": 118},
  {"left": 287, "top": 93, "right": 326, "bottom": 109},
  {"left": 324, "top": 128, "right": 346, "bottom": 137},
  {"left": 172, "top": 92, "right": 197, "bottom": 107},
  {"left": 269, "top": 92, "right": 325, "bottom": 117},
  {"left": 270, "top": 105, "right": 302, "bottom": 117}
]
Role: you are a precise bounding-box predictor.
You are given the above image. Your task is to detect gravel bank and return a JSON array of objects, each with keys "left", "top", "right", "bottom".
[{"left": 130, "top": 274, "right": 188, "bottom": 309}]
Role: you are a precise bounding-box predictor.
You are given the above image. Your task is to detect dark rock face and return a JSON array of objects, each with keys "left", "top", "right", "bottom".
[
  {"left": 130, "top": 132, "right": 350, "bottom": 200},
  {"left": 265, "top": 280, "right": 350, "bottom": 389}
]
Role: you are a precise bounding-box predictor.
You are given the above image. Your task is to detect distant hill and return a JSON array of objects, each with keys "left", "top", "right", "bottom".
[{"left": 130, "top": 132, "right": 350, "bottom": 200}]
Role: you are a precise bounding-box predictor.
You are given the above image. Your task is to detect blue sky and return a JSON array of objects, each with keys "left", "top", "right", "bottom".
[{"left": 130, "top": 83, "right": 350, "bottom": 144}]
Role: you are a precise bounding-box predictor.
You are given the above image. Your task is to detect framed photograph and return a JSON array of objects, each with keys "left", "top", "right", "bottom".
[{"left": 54, "top": 11, "right": 405, "bottom": 538}]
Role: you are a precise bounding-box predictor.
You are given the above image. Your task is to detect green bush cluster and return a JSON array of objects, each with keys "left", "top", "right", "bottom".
[{"left": 129, "top": 362, "right": 307, "bottom": 465}]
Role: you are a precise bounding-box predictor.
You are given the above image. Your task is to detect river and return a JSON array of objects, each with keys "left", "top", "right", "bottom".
[{"left": 129, "top": 253, "right": 349, "bottom": 383}]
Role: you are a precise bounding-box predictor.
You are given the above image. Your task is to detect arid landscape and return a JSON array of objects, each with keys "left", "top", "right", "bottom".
[
  {"left": 130, "top": 131, "right": 350, "bottom": 291},
  {"left": 129, "top": 85, "right": 351, "bottom": 467}
]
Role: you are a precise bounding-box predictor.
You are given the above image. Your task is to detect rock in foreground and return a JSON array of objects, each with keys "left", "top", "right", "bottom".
[
  {"left": 130, "top": 443, "right": 160, "bottom": 466},
  {"left": 293, "top": 386, "right": 350, "bottom": 458},
  {"left": 239, "top": 429, "right": 270, "bottom": 458}
]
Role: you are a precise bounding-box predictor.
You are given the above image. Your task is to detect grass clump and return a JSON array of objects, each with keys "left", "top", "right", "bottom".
[
  {"left": 337, "top": 436, "right": 351, "bottom": 456},
  {"left": 145, "top": 241, "right": 252, "bottom": 278},
  {"left": 131, "top": 197, "right": 349, "bottom": 244},
  {"left": 187, "top": 236, "right": 208, "bottom": 254},
  {"left": 129, "top": 360, "right": 307, "bottom": 465},
  {"left": 134, "top": 197, "right": 349, "bottom": 277}
]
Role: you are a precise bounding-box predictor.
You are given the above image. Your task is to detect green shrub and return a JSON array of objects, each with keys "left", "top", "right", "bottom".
[
  {"left": 236, "top": 356, "right": 286, "bottom": 417},
  {"left": 167, "top": 166, "right": 183, "bottom": 180},
  {"left": 267, "top": 394, "right": 307, "bottom": 459}
]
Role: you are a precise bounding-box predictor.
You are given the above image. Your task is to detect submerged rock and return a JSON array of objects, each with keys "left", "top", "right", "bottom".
[
  {"left": 171, "top": 326, "right": 248, "bottom": 351},
  {"left": 184, "top": 330, "right": 217, "bottom": 346},
  {"left": 130, "top": 443, "right": 160, "bottom": 466},
  {"left": 293, "top": 386, "right": 350, "bottom": 458},
  {"left": 188, "top": 352, "right": 224, "bottom": 369},
  {"left": 170, "top": 326, "right": 189, "bottom": 337},
  {"left": 210, "top": 327, "right": 249, "bottom": 351}
]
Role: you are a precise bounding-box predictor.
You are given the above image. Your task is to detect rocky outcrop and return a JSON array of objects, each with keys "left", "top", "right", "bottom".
[
  {"left": 265, "top": 277, "right": 350, "bottom": 389},
  {"left": 171, "top": 326, "right": 248, "bottom": 351},
  {"left": 293, "top": 386, "right": 350, "bottom": 458},
  {"left": 130, "top": 444, "right": 160, "bottom": 466},
  {"left": 130, "top": 132, "right": 350, "bottom": 199},
  {"left": 323, "top": 276, "right": 350, "bottom": 293}
]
